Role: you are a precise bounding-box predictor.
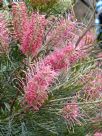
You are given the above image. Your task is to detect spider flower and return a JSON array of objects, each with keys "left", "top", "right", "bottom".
[
  {"left": 24, "top": 64, "right": 58, "bottom": 110},
  {"left": 21, "top": 13, "right": 47, "bottom": 56},
  {"left": 12, "top": 1, "right": 28, "bottom": 42},
  {"left": 44, "top": 43, "right": 84, "bottom": 71},
  {"left": 44, "top": 49, "right": 70, "bottom": 71},
  {"left": 80, "top": 69, "right": 102, "bottom": 100},
  {"left": 46, "top": 19, "right": 76, "bottom": 48},
  {"left": 94, "top": 132, "right": 102, "bottom": 136},
  {"left": 0, "top": 13, "right": 9, "bottom": 53},
  {"left": 62, "top": 102, "right": 82, "bottom": 126},
  {"left": 12, "top": 1, "right": 47, "bottom": 56}
]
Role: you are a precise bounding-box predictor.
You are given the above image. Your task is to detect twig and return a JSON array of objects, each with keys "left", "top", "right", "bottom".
[{"left": 75, "top": 10, "right": 95, "bottom": 48}]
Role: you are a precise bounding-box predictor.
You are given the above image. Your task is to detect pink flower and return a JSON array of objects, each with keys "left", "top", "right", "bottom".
[
  {"left": 46, "top": 18, "right": 95, "bottom": 65},
  {"left": 0, "top": 13, "right": 9, "bottom": 53},
  {"left": 44, "top": 49, "right": 69, "bottom": 71},
  {"left": 12, "top": 1, "right": 47, "bottom": 56},
  {"left": 24, "top": 43, "right": 89, "bottom": 110},
  {"left": 46, "top": 19, "right": 76, "bottom": 48},
  {"left": 21, "top": 13, "right": 47, "bottom": 56},
  {"left": 12, "top": 1, "right": 28, "bottom": 42},
  {"left": 62, "top": 102, "right": 82, "bottom": 126},
  {"left": 24, "top": 64, "right": 58, "bottom": 110},
  {"left": 94, "top": 132, "right": 102, "bottom": 136},
  {"left": 24, "top": 80, "right": 48, "bottom": 110},
  {"left": 44, "top": 44, "right": 84, "bottom": 70},
  {"left": 63, "top": 45, "right": 83, "bottom": 64},
  {"left": 46, "top": 17, "right": 95, "bottom": 51},
  {"left": 79, "top": 69, "right": 102, "bottom": 100}
]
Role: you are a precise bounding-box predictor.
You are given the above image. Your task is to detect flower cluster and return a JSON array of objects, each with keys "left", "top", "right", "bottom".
[
  {"left": 46, "top": 18, "right": 94, "bottom": 50},
  {"left": 12, "top": 1, "right": 28, "bottom": 42},
  {"left": 23, "top": 39, "right": 94, "bottom": 110},
  {"left": 24, "top": 44, "right": 76, "bottom": 110},
  {"left": 24, "top": 64, "right": 58, "bottom": 110},
  {"left": 94, "top": 132, "right": 102, "bottom": 136},
  {"left": 46, "top": 19, "right": 77, "bottom": 48},
  {"left": 21, "top": 13, "right": 47, "bottom": 56},
  {"left": 44, "top": 43, "right": 86, "bottom": 69},
  {"left": 79, "top": 68, "right": 102, "bottom": 100},
  {"left": 0, "top": 13, "right": 9, "bottom": 53},
  {"left": 11, "top": 2, "right": 96, "bottom": 127},
  {"left": 1, "top": 0, "right": 101, "bottom": 135},
  {"left": 62, "top": 102, "right": 82, "bottom": 126},
  {"left": 12, "top": 1, "right": 47, "bottom": 56}
]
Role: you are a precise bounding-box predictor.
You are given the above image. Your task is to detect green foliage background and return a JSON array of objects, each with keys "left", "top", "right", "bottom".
[{"left": 26, "top": 0, "right": 73, "bottom": 16}]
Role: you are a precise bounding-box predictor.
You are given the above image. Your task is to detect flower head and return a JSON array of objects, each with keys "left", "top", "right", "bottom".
[
  {"left": 94, "top": 132, "right": 102, "bottom": 136},
  {"left": 12, "top": 1, "right": 28, "bottom": 42},
  {"left": 12, "top": 1, "right": 47, "bottom": 56},
  {"left": 0, "top": 13, "right": 9, "bottom": 53},
  {"left": 62, "top": 102, "right": 79, "bottom": 121},
  {"left": 21, "top": 13, "right": 47, "bottom": 56},
  {"left": 44, "top": 43, "right": 85, "bottom": 70},
  {"left": 62, "top": 101, "right": 82, "bottom": 127},
  {"left": 46, "top": 19, "right": 76, "bottom": 48},
  {"left": 80, "top": 69, "right": 102, "bottom": 100},
  {"left": 24, "top": 64, "right": 58, "bottom": 110},
  {"left": 44, "top": 49, "right": 69, "bottom": 71}
]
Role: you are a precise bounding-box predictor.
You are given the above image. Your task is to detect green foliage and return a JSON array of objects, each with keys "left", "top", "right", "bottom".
[{"left": 26, "top": 0, "right": 73, "bottom": 16}]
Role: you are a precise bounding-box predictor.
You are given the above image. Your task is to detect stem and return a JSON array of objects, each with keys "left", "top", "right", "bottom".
[
  {"left": 75, "top": 10, "right": 95, "bottom": 47},
  {"left": 50, "top": 98, "right": 102, "bottom": 105}
]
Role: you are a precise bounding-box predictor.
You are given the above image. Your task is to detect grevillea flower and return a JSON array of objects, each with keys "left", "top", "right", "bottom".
[
  {"left": 21, "top": 13, "right": 47, "bottom": 56},
  {"left": 23, "top": 44, "right": 78, "bottom": 111},
  {"left": 24, "top": 44, "right": 78, "bottom": 110},
  {"left": 12, "top": 1, "right": 28, "bottom": 42},
  {"left": 79, "top": 68, "right": 102, "bottom": 100},
  {"left": 46, "top": 17, "right": 94, "bottom": 49},
  {"left": 62, "top": 102, "right": 82, "bottom": 127},
  {"left": 63, "top": 45, "right": 84, "bottom": 64},
  {"left": 44, "top": 49, "right": 70, "bottom": 71},
  {"left": 46, "top": 19, "right": 76, "bottom": 48},
  {"left": 44, "top": 44, "right": 83, "bottom": 70},
  {"left": 0, "top": 13, "right": 9, "bottom": 53},
  {"left": 24, "top": 64, "right": 58, "bottom": 110},
  {"left": 12, "top": 1, "right": 47, "bottom": 56},
  {"left": 94, "top": 132, "right": 102, "bottom": 136},
  {"left": 24, "top": 81, "right": 48, "bottom": 110}
]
